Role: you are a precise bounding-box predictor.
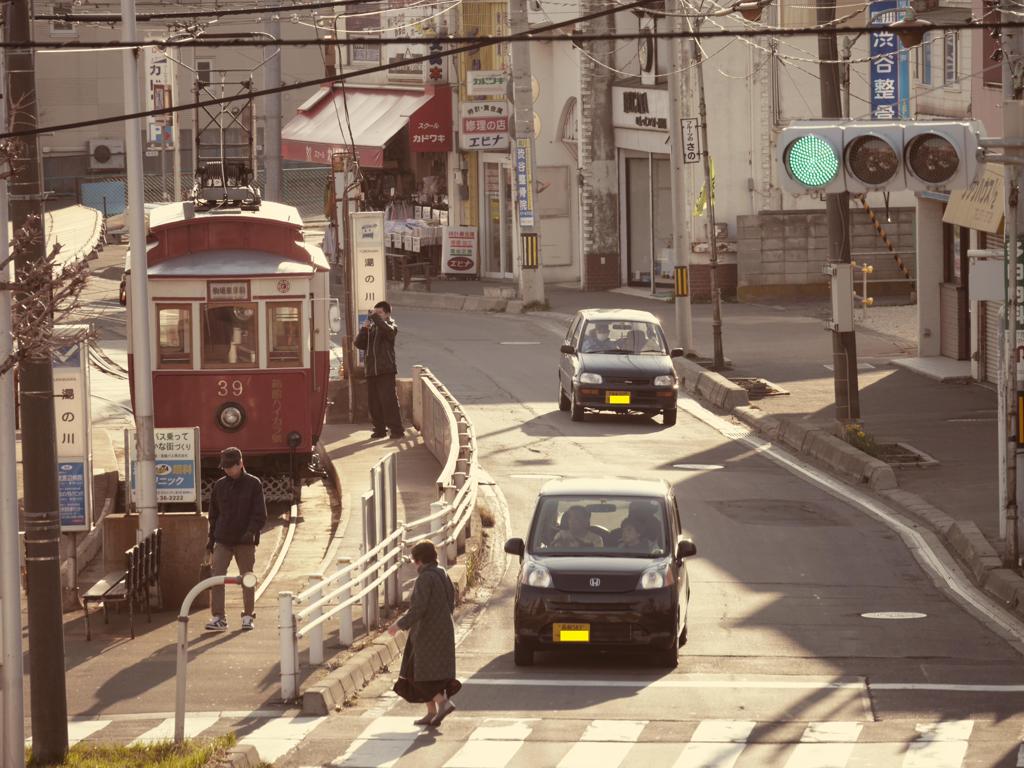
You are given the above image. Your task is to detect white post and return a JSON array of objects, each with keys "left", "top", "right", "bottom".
[
  {"left": 387, "top": 454, "right": 400, "bottom": 606},
  {"left": 279, "top": 592, "right": 297, "bottom": 700},
  {"left": 0, "top": 28, "right": 25, "bottom": 764},
  {"left": 430, "top": 501, "right": 448, "bottom": 568},
  {"left": 307, "top": 574, "right": 324, "bottom": 665},
  {"left": 337, "top": 557, "right": 353, "bottom": 647},
  {"left": 122, "top": 0, "right": 158, "bottom": 537}
]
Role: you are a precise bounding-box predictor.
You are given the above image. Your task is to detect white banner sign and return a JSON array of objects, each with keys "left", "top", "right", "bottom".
[
  {"left": 53, "top": 327, "right": 92, "bottom": 532},
  {"left": 350, "top": 211, "right": 387, "bottom": 367},
  {"left": 128, "top": 426, "right": 200, "bottom": 505},
  {"left": 466, "top": 70, "right": 507, "bottom": 97},
  {"left": 143, "top": 43, "right": 173, "bottom": 146},
  {"left": 460, "top": 101, "right": 511, "bottom": 152}
]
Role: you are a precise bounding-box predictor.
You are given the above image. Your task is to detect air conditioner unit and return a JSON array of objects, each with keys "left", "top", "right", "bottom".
[{"left": 88, "top": 139, "right": 125, "bottom": 171}]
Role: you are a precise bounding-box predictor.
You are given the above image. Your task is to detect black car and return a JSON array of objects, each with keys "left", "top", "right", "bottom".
[
  {"left": 558, "top": 309, "right": 684, "bottom": 426},
  {"left": 504, "top": 478, "right": 696, "bottom": 668}
]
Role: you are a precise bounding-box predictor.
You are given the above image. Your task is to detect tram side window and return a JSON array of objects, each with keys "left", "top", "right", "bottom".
[
  {"left": 202, "top": 304, "right": 258, "bottom": 368},
  {"left": 157, "top": 305, "right": 192, "bottom": 367},
  {"left": 268, "top": 303, "right": 302, "bottom": 367}
]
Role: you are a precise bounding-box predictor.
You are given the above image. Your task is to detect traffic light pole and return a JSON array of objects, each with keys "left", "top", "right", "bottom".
[{"left": 817, "top": 0, "right": 860, "bottom": 421}]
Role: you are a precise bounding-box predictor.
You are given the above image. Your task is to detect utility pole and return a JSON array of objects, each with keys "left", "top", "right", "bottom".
[
  {"left": 0, "top": 25, "right": 26, "bottom": 768},
  {"left": 1002, "top": 0, "right": 1022, "bottom": 567},
  {"left": 693, "top": 29, "right": 725, "bottom": 369},
  {"left": 263, "top": 2, "right": 283, "bottom": 202},
  {"left": 817, "top": 0, "right": 859, "bottom": 420},
  {"left": 6, "top": 0, "right": 70, "bottom": 758},
  {"left": 122, "top": 0, "right": 159, "bottom": 536},
  {"left": 170, "top": 43, "right": 182, "bottom": 201},
  {"left": 666, "top": 0, "right": 694, "bottom": 351},
  {"left": 509, "top": 0, "right": 545, "bottom": 305}
]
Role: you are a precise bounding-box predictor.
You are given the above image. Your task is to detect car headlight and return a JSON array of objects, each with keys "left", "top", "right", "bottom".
[
  {"left": 217, "top": 403, "right": 245, "bottom": 431},
  {"left": 638, "top": 563, "right": 675, "bottom": 590},
  {"left": 579, "top": 372, "right": 602, "bottom": 384},
  {"left": 654, "top": 374, "right": 676, "bottom": 387},
  {"left": 521, "top": 561, "right": 553, "bottom": 588}
]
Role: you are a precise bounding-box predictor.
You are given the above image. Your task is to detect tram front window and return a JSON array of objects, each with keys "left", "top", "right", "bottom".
[
  {"left": 268, "top": 302, "right": 302, "bottom": 367},
  {"left": 157, "top": 305, "right": 192, "bottom": 367},
  {"left": 202, "top": 303, "right": 258, "bottom": 368}
]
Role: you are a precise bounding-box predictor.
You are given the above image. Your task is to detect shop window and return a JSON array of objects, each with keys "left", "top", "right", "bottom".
[
  {"left": 157, "top": 305, "right": 192, "bottom": 368},
  {"left": 202, "top": 304, "right": 258, "bottom": 368},
  {"left": 268, "top": 303, "right": 302, "bottom": 367},
  {"left": 944, "top": 31, "right": 958, "bottom": 86},
  {"left": 921, "top": 33, "right": 932, "bottom": 86},
  {"left": 49, "top": 3, "right": 77, "bottom": 36}
]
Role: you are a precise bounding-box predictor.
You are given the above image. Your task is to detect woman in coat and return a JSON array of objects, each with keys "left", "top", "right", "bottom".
[{"left": 388, "top": 540, "right": 460, "bottom": 726}]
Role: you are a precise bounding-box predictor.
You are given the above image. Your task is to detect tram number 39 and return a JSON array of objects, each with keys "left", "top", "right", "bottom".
[{"left": 217, "top": 379, "right": 244, "bottom": 397}]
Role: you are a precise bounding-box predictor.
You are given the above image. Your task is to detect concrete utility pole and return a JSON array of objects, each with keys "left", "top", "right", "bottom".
[
  {"left": 6, "top": 0, "right": 70, "bottom": 759},
  {"left": 171, "top": 45, "right": 183, "bottom": 201},
  {"left": 509, "top": 0, "right": 545, "bottom": 305},
  {"left": 122, "top": 0, "right": 159, "bottom": 536},
  {"left": 1001, "top": 0, "right": 1022, "bottom": 567},
  {"left": 0, "top": 27, "right": 26, "bottom": 768},
  {"left": 666, "top": 0, "right": 694, "bottom": 351},
  {"left": 817, "top": 0, "right": 860, "bottom": 421},
  {"left": 263, "top": 3, "right": 283, "bottom": 202}
]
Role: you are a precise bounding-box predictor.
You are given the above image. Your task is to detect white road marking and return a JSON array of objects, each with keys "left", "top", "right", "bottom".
[
  {"left": 237, "top": 715, "right": 326, "bottom": 764},
  {"left": 678, "top": 397, "right": 1024, "bottom": 648},
  {"left": 461, "top": 676, "right": 866, "bottom": 691},
  {"left": 1016, "top": 743, "right": 1024, "bottom": 767},
  {"left": 25, "top": 720, "right": 111, "bottom": 748},
  {"left": 329, "top": 716, "right": 426, "bottom": 768},
  {"left": 130, "top": 715, "right": 219, "bottom": 745},
  {"left": 499, "top": 341, "right": 541, "bottom": 345},
  {"left": 671, "top": 719, "right": 755, "bottom": 768},
  {"left": 443, "top": 719, "right": 536, "bottom": 768},
  {"left": 902, "top": 720, "right": 973, "bottom": 768},
  {"left": 673, "top": 464, "right": 725, "bottom": 470},
  {"left": 556, "top": 719, "right": 647, "bottom": 768},
  {"left": 861, "top": 612, "right": 928, "bottom": 620},
  {"left": 783, "top": 722, "right": 863, "bottom": 768}
]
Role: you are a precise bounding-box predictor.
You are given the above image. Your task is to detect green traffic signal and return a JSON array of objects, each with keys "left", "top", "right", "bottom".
[{"left": 784, "top": 134, "right": 840, "bottom": 188}]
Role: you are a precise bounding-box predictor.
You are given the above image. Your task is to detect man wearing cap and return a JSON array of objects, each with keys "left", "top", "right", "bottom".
[
  {"left": 205, "top": 447, "right": 267, "bottom": 632},
  {"left": 354, "top": 300, "right": 405, "bottom": 439}
]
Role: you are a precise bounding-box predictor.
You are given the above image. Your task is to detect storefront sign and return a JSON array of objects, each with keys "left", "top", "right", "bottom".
[
  {"left": 350, "top": 211, "right": 387, "bottom": 367},
  {"left": 514, "top": 139, "right": 535, "bottom": 228},
  {"left": 460, "top": 101, "right": 511, "bottom": 151},
  {"left": 128, "top": 427, "right": 200, "bottom": 506},
  {"left": 53, "top": 328, "right": 91, "bottom": 531},
  {"left": 943, "top": 163, "right": 1004, "bottom": 234},
  {"left": 869, "top": 0, "right": 911, "bottom": 119},
  {"left": 409, "top": 85, "right": 452, "bottom": 152},
  {"left": 612, "top": 86, "right": 669, "bottom": 131},
  {"left": 682, "top": 118, "right": 700, "bottom": 164},
  {"left": 442, "top": 226, "right": 479, "bottom": 275},
  {"left": 343, "top": 3, "right": 381, "bottom": 65},
  {"left": 144, "top": 41, "right": 173, "bottom": 147},
  {"left": 467, "top": 71, "right": 507, "bottom": 97}
]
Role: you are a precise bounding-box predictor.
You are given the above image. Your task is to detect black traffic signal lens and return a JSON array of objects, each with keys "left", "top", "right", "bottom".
[
  {"left": 905, "top": 133, "right": 959, "bottom": 185},
  {"left": 845, "top": 135, "right": 899, "bottom": 186}
]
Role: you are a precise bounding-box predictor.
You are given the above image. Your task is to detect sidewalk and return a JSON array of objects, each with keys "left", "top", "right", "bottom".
[{"left": 22, "top": 422, "right": 440, "bottom": 721}]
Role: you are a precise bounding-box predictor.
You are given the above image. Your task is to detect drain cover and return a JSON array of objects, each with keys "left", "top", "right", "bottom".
[
  {"left": 728, "top": 378, "right": 790, "bottom": 400},
  {"left": 861, "top": 612, "right": 927, "bottom": 620}
]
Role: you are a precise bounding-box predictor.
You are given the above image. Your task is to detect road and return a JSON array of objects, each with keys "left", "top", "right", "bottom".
[{"left": 278, "top": 307, "right": 1024, "bottom": 767}]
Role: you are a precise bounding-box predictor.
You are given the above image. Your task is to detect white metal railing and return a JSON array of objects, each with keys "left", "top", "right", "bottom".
[{"left": 278, "top": 367, "right": 478, "bottom": 700}]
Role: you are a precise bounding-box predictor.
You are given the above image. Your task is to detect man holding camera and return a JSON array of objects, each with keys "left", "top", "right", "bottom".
[{"left": 354, "top": 300, "right": 405, "bottom": 439}]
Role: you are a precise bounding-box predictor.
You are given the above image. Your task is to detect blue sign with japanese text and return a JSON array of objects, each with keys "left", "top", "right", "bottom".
[
  {"left": 870, "top": 0, "right": 911, "bottom": 119},
  {"left": 58, "top": 461, "right": 87, "bottom": 529}
]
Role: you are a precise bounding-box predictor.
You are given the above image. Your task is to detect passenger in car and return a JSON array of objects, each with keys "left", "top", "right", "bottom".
[
  {"left": 617, "top": 518, "right": 654, "bottom": 553},
  {"left": 552, "top": 506, "right": 604, "bottom": 548}
]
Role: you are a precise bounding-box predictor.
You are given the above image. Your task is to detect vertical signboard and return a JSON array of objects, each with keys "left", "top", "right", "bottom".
[
  {"left": 53, "top": 328, "right": 91, "bottom": 531},
  {"left": 128, "top": 427, "right": 200, "bottom": 507},
  {"left": 514, "top": 139, "right": 535, "bottom": 228},
  {"left": 681, "top": 118, "right": 701, "bottom": 164},
  {"left": 143, "top": 44, "right": 173, "bottom": 147},
  {"left": 869, "top": 0, "right": 911, "bottom": 119},
  {"left": 350, "top": 211, "right": 387, "bottom": 367},
  {"left": 441, "top": 226, "right": 479, "bottom": 275}
]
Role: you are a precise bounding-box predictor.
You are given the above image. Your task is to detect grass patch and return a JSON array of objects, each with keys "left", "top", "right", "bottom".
[
  {"left": 842, "top": 422, "right": 881, "bottom": 458},
  {"left": 27, "top": 734, "right": 240, "bottom": 768}
]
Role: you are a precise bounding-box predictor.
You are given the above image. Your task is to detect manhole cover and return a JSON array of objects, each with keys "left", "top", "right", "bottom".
[
  {"left": 874, "top": 442, "right": 938, "bottom": 468},
  {"left": 728, "top": 377, "right": 790, "bottom": 400}
]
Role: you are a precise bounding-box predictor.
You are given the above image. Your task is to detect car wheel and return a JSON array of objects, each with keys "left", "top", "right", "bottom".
[
  {"left": 570, "top": 387, "right": 585, "bottom": 422},
  {"left": 558, "top": 380, "right": 570, "bottom": 411},
  {"left": 663, "top": 408, "right": 677, "bottom": 427},
  {"left": 514, "top": 639, "right": 534, "bottom": 666},
  {"left": 656, "top": 639, "right": 679, "bottom": 668}
]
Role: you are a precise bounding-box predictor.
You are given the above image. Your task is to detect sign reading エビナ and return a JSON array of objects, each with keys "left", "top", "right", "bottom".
[
  {"left": 460, "top": 101, "right": 510, "bottom": 151},
  {"left": 53, "top": 327, "right": 92, "bottom": 531},
  {"left": 128, "top": 426, "right": 200, "bottom": 506}
]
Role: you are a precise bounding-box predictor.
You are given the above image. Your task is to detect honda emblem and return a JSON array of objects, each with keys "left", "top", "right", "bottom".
[{"left": 589, "top": 577, "right": 601, "bottom": 588}]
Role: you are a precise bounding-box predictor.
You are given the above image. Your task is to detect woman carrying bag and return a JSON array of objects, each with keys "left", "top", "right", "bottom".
[{"left": 388, "top": 540, "right": 461, "bottom": 726}]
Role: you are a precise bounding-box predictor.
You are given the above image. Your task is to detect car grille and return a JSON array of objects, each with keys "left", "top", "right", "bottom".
[
  {"left": 542, "top": 622, "right": 642, "bottom": 643},
  {"left": 552, "top": 573, "right": 638, "bottom": 592},
  {"left": 603, "top": 375, "right": 652, "bottom": 386}
]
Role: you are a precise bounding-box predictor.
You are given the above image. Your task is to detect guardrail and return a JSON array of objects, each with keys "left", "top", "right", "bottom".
[{"left": 278, "top": 367, "right": 478, "bottom": 700}]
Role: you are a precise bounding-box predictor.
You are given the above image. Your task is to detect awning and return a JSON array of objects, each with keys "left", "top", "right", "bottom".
[
  {"left": 282, "top": 85, "right": 452, "bottom": 168},
  {"left": 942, "top": 163, "right": 1004, "bottom": 234}
]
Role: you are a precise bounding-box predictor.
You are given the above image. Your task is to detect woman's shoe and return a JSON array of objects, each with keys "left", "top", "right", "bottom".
[
  {"left": 413, "top": 714, "right": 435, "bottom": 726},
  {"left": 430, "top": 700, "right": 455, "bottom": 727}
]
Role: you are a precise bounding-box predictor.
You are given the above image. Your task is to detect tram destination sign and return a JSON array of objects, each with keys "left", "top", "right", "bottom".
[{"left": 127, "top": 426, "right": 201, "bottom": 507}]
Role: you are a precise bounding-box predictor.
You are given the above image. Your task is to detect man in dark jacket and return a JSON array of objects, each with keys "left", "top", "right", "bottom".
[
  {"left": 205, "top": 447, "right": 267, "bottom": 631},
  {"left": 354, "top": 300, "right": 404, "bottom": 439}
]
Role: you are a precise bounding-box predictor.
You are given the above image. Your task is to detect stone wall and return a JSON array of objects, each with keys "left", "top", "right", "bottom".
[{"left": 736, "top": 206, "right": 916, "bottom": 301}]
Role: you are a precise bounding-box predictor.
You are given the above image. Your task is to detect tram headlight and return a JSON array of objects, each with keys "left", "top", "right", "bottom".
[{"left": 217, "top": 402, "right": 245, "bottom": 431}]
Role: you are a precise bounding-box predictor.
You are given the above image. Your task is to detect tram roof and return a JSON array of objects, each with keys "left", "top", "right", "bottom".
[
  {"left": 148, "top": 200, "right": 305, "bottom": 232},
  {"left": 136, "top": 246, "right": 330, "bottom": 278}
]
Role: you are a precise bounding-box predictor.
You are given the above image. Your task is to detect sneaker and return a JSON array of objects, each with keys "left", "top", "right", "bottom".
[
  {"left": 370, "top": 430, "right": 388, "bottom": 439},
  {"left": 205, "top": 616, "right": 228, "bottom": 632},
  {"left": 241, "top": 614, "right": 255, "bottom": 631}
]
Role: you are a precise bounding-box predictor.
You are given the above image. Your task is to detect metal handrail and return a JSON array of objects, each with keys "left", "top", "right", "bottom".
[
  {"left": 294, "top": 525, "right": 405, "bottom": 605},
  {"left": 297, "top": 558, "right": 404, "bottom": 638}
]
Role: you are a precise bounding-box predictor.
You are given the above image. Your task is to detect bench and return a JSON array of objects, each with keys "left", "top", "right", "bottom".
[
  {"left": 387, "top": 252, "right": 434, "bottom": 291},
  {"left": 82, "top": 528, "right": 162, "bottom": 641}
]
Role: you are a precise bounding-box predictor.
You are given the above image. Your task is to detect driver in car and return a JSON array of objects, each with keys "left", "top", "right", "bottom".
[
  {"left": 551, "top": 506, "right": 604, "bottom": 548},
  {"left": 581, "top": 322, "right": 616, "bottom": 353}
]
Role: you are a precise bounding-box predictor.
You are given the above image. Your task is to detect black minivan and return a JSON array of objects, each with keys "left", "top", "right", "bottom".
[
  {"left": 505, "top": 478, "right": 696, "bottom": 668},
  {"left": 558, "top": 308, "right": 685, "bottom": 426}
]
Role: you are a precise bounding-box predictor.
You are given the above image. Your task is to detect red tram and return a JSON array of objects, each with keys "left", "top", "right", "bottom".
[{"left": 125, "top": 178, "right": 334, "bottom": 502}]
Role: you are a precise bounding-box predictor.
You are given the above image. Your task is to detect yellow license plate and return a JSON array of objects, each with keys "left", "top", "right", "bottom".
[
  {"left": 553, "top": 623, "right": 590, "bottom": 642},
  {"left": 606, "top": 392, "right": 631, "bottom": 405}
]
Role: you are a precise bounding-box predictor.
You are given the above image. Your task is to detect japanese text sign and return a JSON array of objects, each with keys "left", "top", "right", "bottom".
[
  {"left": 460, "top": 101, "right": 511, "bottom": 151},
  {"left": 869, "top": 0, "right": 911, "bottom": 120},
  {"left": 466, "top": 70, "right": 507, "bottom": 97},
  {"left": 53, "top": 327, "right": 92, "bottom": 531},
  {"left": 514, "top": 139, "right": 535, "bottom": 229},
  {"left": 128, "top": 426, "right": 200, "bottom": 504}
]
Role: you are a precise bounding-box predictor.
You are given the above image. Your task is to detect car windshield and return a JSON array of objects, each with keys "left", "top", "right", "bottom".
[
  {"left": 579, "top": 320, "right": 667, "bottom": 355},
  {"left": 528, "top": 495, "right": 669, "bottom": 557}
]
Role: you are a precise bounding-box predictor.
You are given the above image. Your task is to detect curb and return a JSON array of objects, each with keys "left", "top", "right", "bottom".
[
  {"left": 387, "top": 287, "right": 526, "bottom": 314},
  {"left": 214, "top": 744, "right": 261, "bottom": 768},
  {"left": 674, "top": 357, "right": 748, "bottom": 411}
]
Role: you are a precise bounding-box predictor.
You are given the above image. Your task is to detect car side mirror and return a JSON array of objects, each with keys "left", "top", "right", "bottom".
[
  {"left": 675, "top": 538, "right": 697, "bottom": 561},
  {"left": 670, "top": 348, "right": 685, "bottom": 358},
  {"left": 560, "top": 344, "right": 576, "bottom": 355},
  {"left": 504, "top": 537, "right": 525, "bottom": 558}
]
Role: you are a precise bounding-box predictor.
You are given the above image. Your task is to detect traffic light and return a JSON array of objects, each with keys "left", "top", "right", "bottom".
[
  {"left": 428, "top": 41, "right": 443, "bottom": 81},
  {"left": 777, "top": 119, "right": 982, "bottom": 195}
]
